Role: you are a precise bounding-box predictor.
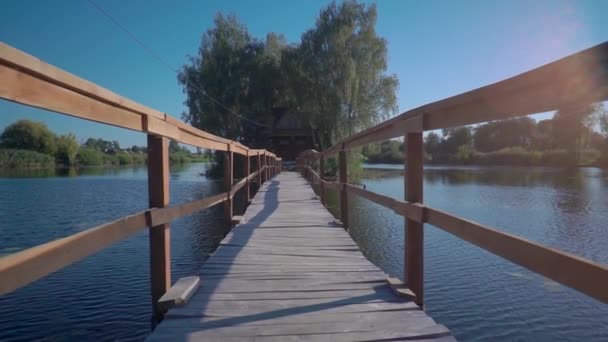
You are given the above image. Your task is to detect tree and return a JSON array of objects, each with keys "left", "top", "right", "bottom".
[
  {"left": 552, "top": 103, "right": 600, "bottom": 151},
  {"left": 441, "top": 127, "right": 472, "bottom": 154},
  {"left": 473, "top": 117, "right": 537, "bottom": 152},
  {"left": 289, "top": 0, "right": 398, "bottom": 148},
  {"left": 424, "top": 132, "right": 441, "bottom": 156},
  {"left": 55, "top": 133, "right": 79, "bottom": 165},
  {"left": 0, "top": 119, "right": 57, "bottom": 155},
  {"left": 83, "top": 138, "right": 117, "bottom": 152}
]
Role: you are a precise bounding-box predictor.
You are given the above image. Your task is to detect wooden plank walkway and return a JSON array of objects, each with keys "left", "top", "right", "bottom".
[{"left": 147, "top": 172, "right": 454, "bottom": 341}]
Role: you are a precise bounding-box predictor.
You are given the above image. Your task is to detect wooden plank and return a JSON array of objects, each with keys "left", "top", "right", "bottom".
[
  {"left": 224, "top": 150, "right": 233, "bottom": 225},
  {"left": 406, "top": 132, "right": 424, "bottom": 306},
  {"left": 158, "top": 276, "right": 200, "bottom": 311},
  {"left": 147, "top": 135, "right": 171, "bottom": 322},
  {"left": 229, "top": 177, "right": 247, "bottom": 199},
  {"left": 0, "top": 42, "right": 164, "bottom": 119},
  {"left": 149, "top": 172, "right": 452, "bottom": 341},
  {"left": 338, "top": 151, "right": 348, "bottom": 229},
  {"left": 257, "top": 153, "right": 263, "bottom": 185},
  {"left": 319, "top": 43, "right": 608, "bottom": 158},
  {"left": 245, "top": 151, "right": 251, "bottom": 201},
  {"left": 149, "top": 193, "right": 226, "bottom": 226},
  {"left": 319, "top": 156, "right": 326, "bottom": 205},
  {"left": 426, "top": 206, "right": 608, "bottom": 305},
  {"left": 0, "top": 211, "right": 148, "bottom": 295},
  {"left": 0, "top": 64, "right": 143, "bottom": 131},
  {"left": 344, "top": 183, "right": 425, "bottom": 220}
]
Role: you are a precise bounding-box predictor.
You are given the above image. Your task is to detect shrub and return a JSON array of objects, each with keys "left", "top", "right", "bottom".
[
  {"left": 116, "top": 151, "right": 133, "bottom": 165},
  {"left": 0, "top": 149, "right": 55, "bottom": 168},
  {"left": 55, "top": 133, "right": 79, "bottom": 166},
  {"left": 76, "top": 148, "right": 104, "bottom": 166},
  {"left": 169, "top": 151, "right": 190, "bottom": 164}
]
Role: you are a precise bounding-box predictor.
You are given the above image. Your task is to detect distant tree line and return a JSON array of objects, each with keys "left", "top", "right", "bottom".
[
  {"left": 362, "top": 103, "right": 608, "bottom": 167},
  {"left": 0, "top": 120, "right": 206, "bottom": 169}
]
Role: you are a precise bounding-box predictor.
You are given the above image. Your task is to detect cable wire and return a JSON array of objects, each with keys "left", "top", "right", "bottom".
[{"left": 86, "top": 0, "right": 270, "bottom": 127}]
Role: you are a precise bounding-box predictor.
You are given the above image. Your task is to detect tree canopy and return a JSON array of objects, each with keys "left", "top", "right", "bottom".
[
  {"left": 0, "top": 120, "right": 57, "bottom": 155},
  {"left": 178, "top": 0, "right": 398, "bottom": 151}
]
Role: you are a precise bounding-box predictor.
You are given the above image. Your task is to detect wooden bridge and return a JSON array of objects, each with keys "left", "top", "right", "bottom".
[{"left": 1, "top": 41, "right": 608, "bottom": 341}]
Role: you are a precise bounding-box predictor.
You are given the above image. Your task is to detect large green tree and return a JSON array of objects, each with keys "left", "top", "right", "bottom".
[
  {"left": 288, "top": 0, "right": 398, "bottom": 148},
  {"left": 55, "top": 133, "right": 79, "bottom": 165},
  {"left": 0, "top": 120, "right": 57, "bottom": 155},
  {"left": 178, "top": 15, "right": 290, "bottom": 148},
  {"left": 178, "top": 0, "right": 398, "bottom": 152}
]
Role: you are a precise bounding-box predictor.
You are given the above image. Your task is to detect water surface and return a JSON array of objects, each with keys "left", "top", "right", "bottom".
[
  {"left": 347, "top": 165, "right": 608, "bottom": 341},
  {"left": 1, "top": 164, "right": 607, "bottom": 341},
  {"left": 0, "top": 163, "right": 229, "bottom": 341}
]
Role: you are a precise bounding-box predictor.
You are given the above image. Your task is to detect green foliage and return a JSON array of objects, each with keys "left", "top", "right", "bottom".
[
  {"left": 424, "top": 103, "right": 608, "bottom": 167},
  {"left": 55, "top": 133, "right": 79, "bottom": 166},
  {"left": 0, "top": 120, "right": 57, "bottom": 155},
  {"left": 179, "top": 0, "right": 398, "bottom": 175},
  {"left": 362, "top": 139, "right": 403, "bottom": 164},
  {"left": 84, "top": 138, "right": 120, "bottom": 152},
  {"left": 169, "top": 151, "right": 190, "bottom": 164},
  {"left": 473, "top": 117, "right": 537, "bottom": 152},
  {"left": 0, "top": 149, "right": 55, "bottom": 169},
  {"left": 115, "top": 151, "right": 133, "bottom": 165},
  {"left": 76, "top": 148, "right": 104, "bottom": 166},
  {"left": 289, "top": 1, "right": 399, "bottom": 148}
]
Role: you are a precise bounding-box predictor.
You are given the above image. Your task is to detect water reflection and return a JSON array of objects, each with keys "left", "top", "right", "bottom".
[{"left": 352, "top": 165, "right": 608, "bottom": 341}]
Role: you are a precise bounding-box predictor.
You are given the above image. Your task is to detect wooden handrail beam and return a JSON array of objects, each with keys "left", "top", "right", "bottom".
[
  {"left": 426, "top": 207, "right": 608, "bottom": 305},
  {"left": 317, "top": 42, "right": 608, "bottom": 157},
  {"left": 0, "top": 211, "right": 149, "bottom": 295}
]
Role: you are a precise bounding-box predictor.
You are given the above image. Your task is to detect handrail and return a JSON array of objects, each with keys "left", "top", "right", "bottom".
[
  {"left": 297, "top": 42, "right": 608, "bottom": 307},
  {"left": 319, "top": 42, "right": 608, "bottom": 157},
  {"left": 0, "top": 42, "right": 276, "bottom": 158},
  {"left": 0, "top": 42, "right": 283, "bottom": 322}
]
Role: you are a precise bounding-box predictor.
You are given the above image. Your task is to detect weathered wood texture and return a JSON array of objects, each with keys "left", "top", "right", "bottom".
[
  {"left": 338, "top": 150, "right": 349, "bottom": 229},
  {"left": 224, "top": 151, "right": 233, "bottom": 225},
  {"left": 0, "top": 42, "right": 278, "bottom": 159},
  {"left": 147, "top": 135, "right": 171, "bottom": 321},
  {"left": 147, "top": 172, "right": 453, "bottom": 341},
  {"left": 406, "top": 132, "right": 424, "bottom": 306},
  {"left": 0, "top": 211, "right": 149, "bottom": 295},
  {"left": 320, "top": 42, "right": 608, "bottom": 157}
]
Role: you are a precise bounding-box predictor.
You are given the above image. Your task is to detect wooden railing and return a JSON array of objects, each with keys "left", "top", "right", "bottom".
[
  {"left": 0, "top": 42, "right": 282, "bottom": 323},
  {"left": 297, "top": 42, "right": 608, "bottom": 307}
]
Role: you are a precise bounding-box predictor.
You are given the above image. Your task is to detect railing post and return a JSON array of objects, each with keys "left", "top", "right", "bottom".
[
  {"left": 245, "top": 151, "right": 251, "bottom": 203},
  {"left": 270, "top": 156, "right": 274, "bottom": 178},
  {"left": 224, "top": 147, "right": 233, "bottom": 226},
  {"left": 406, "top": 132, "right": 424, "bottom": 306},
  {"left": 257, "top": 152, "right": 263, "bottom": 185},
  {"left": 147, "top": 135, "right": 171, "bottom": 325},
  {"left": 319, "top": 156, "right": 326, "bottom": 205},
  {"left": 265, "top": 155, "right": 269, "bottom": 181},
  {"left": 339, "top": 150, "right": 349, "bottom": 229}
]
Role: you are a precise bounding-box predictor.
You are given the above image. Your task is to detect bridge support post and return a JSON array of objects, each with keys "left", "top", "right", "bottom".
[
  {"left": 257, "top": 152, "right": 263, "bottom": 185},
  {"left": 339, "top": 150, "right": 349, "bottom": 229},
  {"left": 224, "top": 148, "right": 233, "bottom": 226},
  {"left": 147, "top": 135, "right": 171, "bottom": 325},
  {"left": 245, "top": 151, "right": 251, "bottom": 203},
  {"left": 265, "top": 155, "right": 269, "bottom": 180},
  {"left": 406, "top": 132, "right": 424, "bottom": 306},
  {"left": 319, "top": 156, "right": 325, "bottom": 205}
]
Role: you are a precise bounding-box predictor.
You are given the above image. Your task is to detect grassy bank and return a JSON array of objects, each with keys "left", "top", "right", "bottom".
[
  {"left": 0, "top": 148, "right": 208, "bottom": 170},
  {"left": 0, "top": 149, "right": 56, "bottom": 169}
]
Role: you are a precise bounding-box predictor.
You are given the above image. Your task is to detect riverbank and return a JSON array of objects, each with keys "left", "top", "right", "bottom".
[
  {"left": 0, "top": 148, "right": 208, "bottom": 170},
  {"left": 364, "top": 147, "right": 606, "bottom": 168}
]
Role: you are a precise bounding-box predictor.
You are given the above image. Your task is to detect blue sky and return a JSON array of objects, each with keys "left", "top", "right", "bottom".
[{"left": 1, "top": 0, "right": 607, "bottom": 147}]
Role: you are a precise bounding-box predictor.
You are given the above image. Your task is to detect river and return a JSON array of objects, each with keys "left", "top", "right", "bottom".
[{"left": 0, "top": 163, "right": 607, "bottom": 341}]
